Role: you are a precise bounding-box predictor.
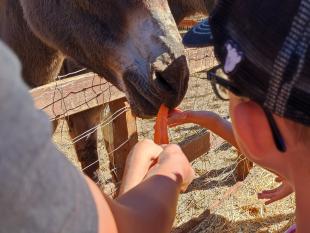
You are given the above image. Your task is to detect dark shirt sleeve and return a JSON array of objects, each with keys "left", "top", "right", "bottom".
[{"left": 0, "top": 41, "right": 98, "bottom": 233}]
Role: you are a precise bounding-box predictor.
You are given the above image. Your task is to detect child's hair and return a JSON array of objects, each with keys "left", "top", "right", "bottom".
[{"left": 210, "top": 0, "right": 310, "bottom": 127}]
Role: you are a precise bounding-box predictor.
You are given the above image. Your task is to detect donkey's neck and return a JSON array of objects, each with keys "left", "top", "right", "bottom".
[
  {"left": 20, "top": 46, "right": 64, "bottom": 88},
  {"left": 0, "top": 0, "right": 64, "bottom": 88}
]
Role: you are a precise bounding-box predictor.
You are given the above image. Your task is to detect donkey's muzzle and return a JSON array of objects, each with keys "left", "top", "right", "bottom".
[
  {"left": 151, "top": 55, "right": 189, "bottom": 109},
  {"left": 123, "top": 55, "right": 189, "bottom": 118}
]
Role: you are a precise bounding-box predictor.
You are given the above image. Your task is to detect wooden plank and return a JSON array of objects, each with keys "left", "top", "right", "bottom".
[
  {"left": 102, "top": 98, "right": 138, "bottom": 186},
  {"left": 30, "top": 73, "right": 125, "bottom": 121},
  {"left": 179, "top": 131, "right": 211, "bottom": 162},
  {"left": 236, "top": 153, "right": 253, "bottom": 181},
  {"left": 185, "top": 47, "right": 217, "bottom": 74}
]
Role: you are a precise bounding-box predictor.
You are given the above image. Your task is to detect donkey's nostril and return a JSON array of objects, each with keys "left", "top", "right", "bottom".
[{"left": 154, "top": 71, "right": 174, "bottom": 92}]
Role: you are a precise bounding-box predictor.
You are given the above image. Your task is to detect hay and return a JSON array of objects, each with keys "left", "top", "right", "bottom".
[{"left": 53, "top": 72, "right": 296, "bottom": 233}]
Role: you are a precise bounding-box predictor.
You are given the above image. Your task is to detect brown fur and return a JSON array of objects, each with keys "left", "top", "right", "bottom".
[
  {"left": 57, "top": 1, "right": 215, "bottom": 181},
  {"left": 1, "top": 0, "right": 189, "bottom": 114},
  {"left": 0, "top": 0, "right": 209, "bottom": 181},
  {"left": 60, "top": 0, "right": 216, "bottom": 76}
]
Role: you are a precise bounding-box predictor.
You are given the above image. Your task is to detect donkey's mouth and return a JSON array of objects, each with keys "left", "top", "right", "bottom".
[
  {"left": 123, "top": 71, "right": 162, "bottom": 118},
  {"left": 123, "top": 62, "right": 188, "bottom": 118},
  {"left": 153, "top": 71, "right": 175, "bottom": 93}
]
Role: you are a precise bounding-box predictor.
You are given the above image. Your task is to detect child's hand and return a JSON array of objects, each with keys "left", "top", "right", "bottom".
[
  {"left": 119, "top": 139, "right": 163, "bottom": 196},
  {"left": 257, "top": 177, "right": 293, "bottom": 205},
  {"left": 119, "top": 140, "right": 194, "bottom": 195},
  {"left": 146, "top": 144, "right": 195, "bottom": 192},
  {"left": 168, "top": 109, "right": 192, "bottom": 127},
  {"left": 168, "top": 109, "right": 238, "bottom": 149}
]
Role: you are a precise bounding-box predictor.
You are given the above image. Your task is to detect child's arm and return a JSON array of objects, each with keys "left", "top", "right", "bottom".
[
  {"left": 86, "top": 140, "right": 194, "bottom": 233},
  {"left": 168, "top": 110, "right": 239, "bottom": 149}
]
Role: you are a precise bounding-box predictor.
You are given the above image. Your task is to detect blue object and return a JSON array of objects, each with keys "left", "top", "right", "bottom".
[{"left": 183, "top": 18, "right": 213, "bottom": 48}]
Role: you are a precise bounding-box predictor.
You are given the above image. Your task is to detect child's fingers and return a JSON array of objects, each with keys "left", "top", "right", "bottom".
[
  {"left": 258, "top": 186, "right": 283, "bottom": 199},
  {"left": 265, "top": 191, "right": 289, "bottom": 205},
  {"left": 258, "top": 191, "right": 278, "bottom": 199},
  {"left": 258, "top": 192, "right": 282, "bottom": 205},
  {"left": 167, "top": 113, "right": 183, "bottom": 121},
  {"left": 168, "top": 108, "right": 183, "bottom": 115},
  {"left": 167, "top": 113, "right": 188, "bottom": 126},
  {"left": 258, "top": 192, "right": 272, "bottom": 199},
  {"left": 119, "top": 140, "right": 164, "bottom": 196},
  {"left": 130, "top": 139, "right": 164, "bottom": 161},
  {"left": 275, "top": 176, "right": 284, "bottom": 183},
  {"left": 258, "top": 187, "right": 280, "bottom": 195},
  {"left": 258, "top": 186, "right": 281, "bottom": 196},
  {"left": 168, "top": 122, "right": 183, "bottom": 128},
  {"left": 265, "top": 198, "right": 278, "bottom": 205},
  {"left": 258, "top": 183, "right": 293, "bottom": 206}
]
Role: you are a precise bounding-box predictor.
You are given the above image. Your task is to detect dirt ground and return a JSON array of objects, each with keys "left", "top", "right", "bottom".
[{"left": 53, "top": 72, "right": 295, "bottom": 233}]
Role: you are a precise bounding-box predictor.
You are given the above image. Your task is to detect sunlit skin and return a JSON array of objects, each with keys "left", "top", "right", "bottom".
[
  {"left": 167, "top": 103, "right": 293, "bottom": 205},
  {"left": 86, "top": 139, "right": 195, "bottom": 233},
  {"left": 257, "top": 176, "right": 293, "bottom": 205},
  {"left": 53, "top": 87, "right": 308, "bottom": 233},
  {"left": 229, "top": 93, "right": 310, "bottom": 233},
  {"left": 169, "top": 92, "right": 310, "bottom": 232}
]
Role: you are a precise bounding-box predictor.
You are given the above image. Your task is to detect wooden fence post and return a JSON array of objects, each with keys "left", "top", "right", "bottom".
[
  {"left": 102, "top": 97, "right": 138, "bottom": 185},
  {"left": 180, "top": 131, "right": 210, "bottom": 162},
  {"left": 236, "top": 153, "right": 253, "bottom": 181}
]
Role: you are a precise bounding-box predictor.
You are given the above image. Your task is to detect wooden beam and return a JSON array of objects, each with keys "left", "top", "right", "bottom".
[
  {"left": 179, "top": 131, "right": 211, "bottom": 162},
  {"left": 236, "top": 153, "right": 254, "bottom": 181},
  {"left": 102, "top": 98, "right": 138, "bottom": 185},
  {"left": 30, "top": 73, "right": 125, "bottom": 121}
]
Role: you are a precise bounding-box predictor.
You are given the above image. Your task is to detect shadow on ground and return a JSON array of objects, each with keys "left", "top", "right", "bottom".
[
  {"left": 172, "top": 209, "right": 295, "bottom": 233},
  {"left": 186, "top": 163, "right": 238, "bottom": 192}
]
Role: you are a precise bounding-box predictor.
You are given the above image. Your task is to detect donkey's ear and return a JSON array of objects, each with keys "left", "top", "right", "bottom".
[{"left": 231, "top": 101, "right": 276, "bottom": 161}]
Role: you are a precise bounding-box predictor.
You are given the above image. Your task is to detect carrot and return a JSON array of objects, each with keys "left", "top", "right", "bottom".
[{"left": 154, "top": 104, "right": 170, "bottom": 144}]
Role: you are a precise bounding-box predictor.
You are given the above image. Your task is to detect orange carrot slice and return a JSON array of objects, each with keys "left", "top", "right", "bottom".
[{"left": 154, "top": 105, "right": 169, "bottom": 144}]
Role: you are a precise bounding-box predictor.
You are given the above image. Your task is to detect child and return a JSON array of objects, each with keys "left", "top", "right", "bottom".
[
  {"left": 168, "top": 110, "right": 294, "bottom": 205},
  {"left": 170, "top": 0, "right": 310, "bottom": 232}
]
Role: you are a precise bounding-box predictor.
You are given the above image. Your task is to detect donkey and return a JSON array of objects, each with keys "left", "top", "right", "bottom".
[
  {"left": 60, "top": 0, "right": 215, "bottom": 73},
  {"left": 0, "top": 0, "right": 191, "bottom": 180},
  {"left": 57, "top": 0, "right": 216, "bottom": 181}
]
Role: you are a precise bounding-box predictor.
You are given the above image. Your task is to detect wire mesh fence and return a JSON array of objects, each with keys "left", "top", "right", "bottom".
[{"left": 43, "top": 48, "right": 221, "bottom": 196}]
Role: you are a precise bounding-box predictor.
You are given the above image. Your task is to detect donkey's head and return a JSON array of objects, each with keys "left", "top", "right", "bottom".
[{"left": 19, "top": 0, "right": 189, "bottom": 117}]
